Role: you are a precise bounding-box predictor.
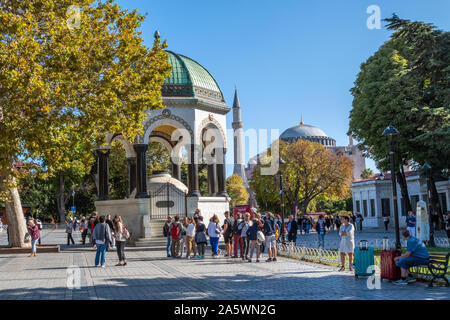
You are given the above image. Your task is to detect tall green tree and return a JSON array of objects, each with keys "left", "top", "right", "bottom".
[
  {"left": 348, "top": 15, "right": 449, "bottom": 234},
  {"left": 250, "top": 140, "right": 353, "bottom": 215},
  {"left": 0, "top": 0, "right": 171, "bottom": 247}
]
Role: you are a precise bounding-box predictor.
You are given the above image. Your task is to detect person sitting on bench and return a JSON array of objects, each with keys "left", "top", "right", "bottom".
[{"left": 393, "top": 229, "right": 430, "bottom": 285}]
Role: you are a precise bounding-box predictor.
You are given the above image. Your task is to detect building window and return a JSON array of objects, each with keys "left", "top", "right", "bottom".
[
  {"left": 370, "top": 199, "right": 375, "bottom": 217},
  {"left": 355, "top": 200, "right": 360, "bottom": 213},
  {"left": 439, "top": 193, "right": 447, "bottom": 215},
  {"left": 410, "top": 195, "right": 419, "bottom": 211},
  {"left": 381, "top": 198, "right": 391, "bottom": 217},
  {"left": 363, "top": 200, "right": 368, "bottom": 217}
]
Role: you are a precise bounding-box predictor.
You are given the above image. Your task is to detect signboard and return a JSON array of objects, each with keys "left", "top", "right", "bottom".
[
  {"left": 233, "top": 205, "right": 253, "bottom": 219},
  {"left": 70, "top": 206, "right": 76, "bottom": 213},
  {"left": 416, "top": 200, "right": 429, "bottom": 242}
]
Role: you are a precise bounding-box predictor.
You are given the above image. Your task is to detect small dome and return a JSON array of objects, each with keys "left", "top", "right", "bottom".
[
  {"left": 162, "top": 51, "right": 225, "bottom": 103},
  {"left": 148, "top": 171, "right": 188, "bottom": 193}
]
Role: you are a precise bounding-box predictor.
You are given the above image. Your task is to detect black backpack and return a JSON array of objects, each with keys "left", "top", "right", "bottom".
[{"left": 163, "top": 224, "right": 168, "bottom": 237}]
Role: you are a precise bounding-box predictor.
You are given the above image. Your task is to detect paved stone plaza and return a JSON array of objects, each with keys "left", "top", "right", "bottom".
[{"left": 0, "top": 229, "right": 448, "bottom": 300}]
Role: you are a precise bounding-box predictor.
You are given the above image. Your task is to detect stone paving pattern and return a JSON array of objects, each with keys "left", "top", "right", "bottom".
[{"left": 0, "top": 229, "right": 449, "bottom": 300}]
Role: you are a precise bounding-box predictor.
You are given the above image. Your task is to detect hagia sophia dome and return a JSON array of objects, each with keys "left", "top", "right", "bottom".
[{"left": 280, "top": 117, "right": 336, "bottom": 147}]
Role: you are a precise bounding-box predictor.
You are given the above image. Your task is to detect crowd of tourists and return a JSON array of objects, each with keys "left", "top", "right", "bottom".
[{"left": 164, "top": 209, "right": 281, "bottom": 262}]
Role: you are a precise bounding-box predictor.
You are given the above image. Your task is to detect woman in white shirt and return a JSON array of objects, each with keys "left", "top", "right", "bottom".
[
  {"left": 186, "top": 217, "right": 197, "bottom": 259},
  {"left": 207, "top": 214, "right": 222, "bottom": 258},
  {"left": 338, "top": 216, "right": 355, "bottom": 271}
]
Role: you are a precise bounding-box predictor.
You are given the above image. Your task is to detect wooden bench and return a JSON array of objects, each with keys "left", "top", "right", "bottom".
[{"left": 414, "top": 253, "right": 450, "bottom": 287}]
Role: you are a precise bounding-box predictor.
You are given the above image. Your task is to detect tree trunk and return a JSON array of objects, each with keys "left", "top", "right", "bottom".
[
  {"left": 429, "top": 176, "right": 443, "bottom": 231},
  {"left": 1, "top": 173, "right": 30, "bottom": 248},
  {"left": 397, "top": 166, "right": 412, "bottom": 213},
  {"left": 302, "top": 199, "right": 311, "bottom": 215},
  {"left": 56, "top": 173, "right": 66, "bottom": 223}
]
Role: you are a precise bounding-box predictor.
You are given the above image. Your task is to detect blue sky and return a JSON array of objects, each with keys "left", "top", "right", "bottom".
[{"left": 117, "top": 0, "right": 450, "bottom": 176}]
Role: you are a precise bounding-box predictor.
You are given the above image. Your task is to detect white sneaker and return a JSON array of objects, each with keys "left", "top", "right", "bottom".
[
  {"left": 393, "top": 279, "right": 408, "bottom": 285},
  {"left": 406, "top": 277, "right": 416, "bottom": 283}
]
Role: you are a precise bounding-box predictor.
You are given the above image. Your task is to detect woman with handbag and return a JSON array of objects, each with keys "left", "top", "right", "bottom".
[
  {"left": 113, "top": 216, "right": 128, "bottom": 266},
  {"left": 207, "top": 214, "right": 222, "bottom": 258},
  {"left": 27, "top": 220, "right": 40, "bottom": 257}
]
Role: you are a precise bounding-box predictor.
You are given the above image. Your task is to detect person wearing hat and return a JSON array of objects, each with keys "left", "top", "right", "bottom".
[{"left": 66, "top": 217, "right": 75, "bottom": 245}]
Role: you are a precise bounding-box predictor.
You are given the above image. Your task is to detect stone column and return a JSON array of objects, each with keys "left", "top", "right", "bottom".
[
  {"left": 171, "top": 158, "right": 181, "bottom": 181},
  {"left": 188, "top": 144, "right": 200, "bottom": 197},
  {"left": 133, "top": 144, "right": 149, "bottom": 198},
  {"left": 126, "top": 157, "right": 137, "bottom": 197},
  {"left": 215, "top": 147, "right": 228, "bottom": 197},
  {"left": 96, "top": 148, "right": 110, "bottom": 201},
  {"left": 207, "top": 161, "right": 217, "bottom": 196}
]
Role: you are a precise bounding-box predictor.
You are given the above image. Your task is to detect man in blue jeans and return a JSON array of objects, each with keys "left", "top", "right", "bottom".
[
  {"left": 316, "top": 215, "right": 326, "bottom": 249},
  {"left": 163, "top": 216, "right": 173, "bottom": 257},
  {"left": 393, "top": 229, "right": 430, "bottom": 285},
  {"left": 93, "top": 216, "right": 112, "bottom": 268}
]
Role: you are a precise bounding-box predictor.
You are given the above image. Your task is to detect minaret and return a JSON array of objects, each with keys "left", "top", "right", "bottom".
[{"left": 232, "top": 87, "right": 248, "bottom": 186}]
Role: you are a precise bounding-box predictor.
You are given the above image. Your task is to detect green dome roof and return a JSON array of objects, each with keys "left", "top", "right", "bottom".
[{"left": 162, "top": 51, "right": 225, "bottom": 103}]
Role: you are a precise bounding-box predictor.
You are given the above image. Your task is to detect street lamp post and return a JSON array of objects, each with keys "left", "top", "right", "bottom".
[
  {"left": 278, "top": 157, "right": 286, "bottom": 244},
  {"left": 382, "top": 125, "right": 401, "bottom": 250},
  {"left": 263, "top": 188, "right": 268, "bottom": 211}
]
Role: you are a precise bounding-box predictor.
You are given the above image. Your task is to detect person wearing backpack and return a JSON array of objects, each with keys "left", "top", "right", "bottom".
[
  {"left": 195, "top": 216, "right": 207, "bottom": 258},
  {"left": 232, "top": 213, "right": 243, "bottom": 258},
  {"left": 113, "top": 216, "right": 128, "bottom": 266},
  {"left": 179, "top": 217, "right": 189, "bottom": 257},
  {"left": 163, "top": 216, "right": 173, "bottom": 257},
  {"left": 222, "top": 211, "right": 234, "bottom": 257},
  {"left": 170, "top": 215, "right": 182, "bottom": 258},
  {"left": 92, "top": 216, "right": 112, "bottom": 268},
  {"left": 246, "top": 217, "right": 260, "bottom": 262},
  {"left": 264, "top": 213, "right": 278, "bottom": 262},
  {"left": 208, "top": 214, "right": 222, "bottom": 258},
  {"left": 66, "top": 218, "right": 75, "bottom": 246}
]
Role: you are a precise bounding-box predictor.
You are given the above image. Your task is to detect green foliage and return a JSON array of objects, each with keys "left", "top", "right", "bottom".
[
  {"left": 109, "top": 140, "right": 127, "bottom": 200},
  {"left": 360, "top": 168, "right": 375, "bottom": 179},
  {"left": 349, "top": 14, "right": 449, "bottom": 176},
  {"left": 0, "top": 0, "right": 171, "bottom": 192},
  {"left": 147, "top": 142, "right": 172, "bottom": 175},
  {"left": 316, "top": 192, "right": 353, "bottom": 214}
]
